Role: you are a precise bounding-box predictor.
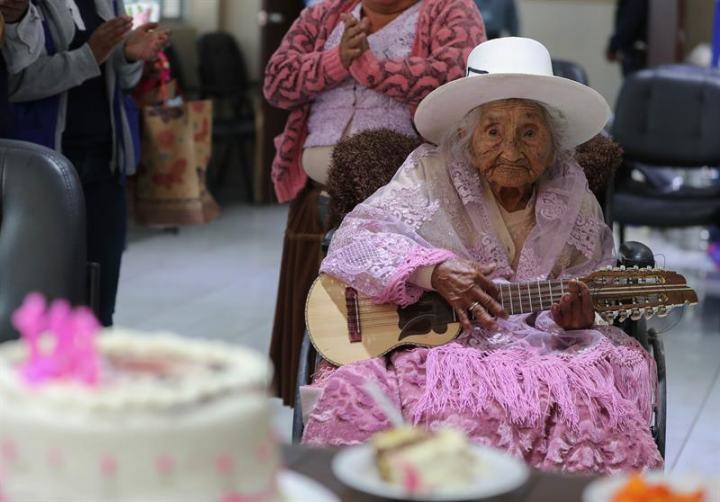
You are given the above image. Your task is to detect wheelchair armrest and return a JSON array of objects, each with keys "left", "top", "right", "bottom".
[{"left": 618, "top": 241, "right": 655, "bottom": 268}]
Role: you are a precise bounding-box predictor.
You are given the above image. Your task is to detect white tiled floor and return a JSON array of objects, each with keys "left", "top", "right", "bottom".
[{"left": 115, "top": 205, "right": 720, "bottom": 474}]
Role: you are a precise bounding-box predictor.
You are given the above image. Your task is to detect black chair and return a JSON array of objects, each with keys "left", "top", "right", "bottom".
[
  {"left": 197, "top": 32, "right": 256, "bottom": 200},
  {"left": 611, "top": 65, "right": 720, "bottom": 243},
  {"left": 552, "top": 59, "right": 590, "bottom": 85},
  {"left": 290, "top": 132, "right": 667, "bottom": 458},
  {"left": 0, "top": 140, "right": 91, "bottom": 341}
]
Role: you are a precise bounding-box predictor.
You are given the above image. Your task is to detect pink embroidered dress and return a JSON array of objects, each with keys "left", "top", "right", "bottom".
[{"left": 302, "top": 145, "right": 664, "bottom": 474}]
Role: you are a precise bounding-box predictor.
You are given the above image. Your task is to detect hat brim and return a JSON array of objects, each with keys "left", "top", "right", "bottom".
[{"left": 414, "top": 73, "right": 611, "bottom": 148}]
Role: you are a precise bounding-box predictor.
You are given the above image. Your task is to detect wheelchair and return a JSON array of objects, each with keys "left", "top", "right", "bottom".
[{"left": 288, "top": 129, "right": 667, "bottom": 459}]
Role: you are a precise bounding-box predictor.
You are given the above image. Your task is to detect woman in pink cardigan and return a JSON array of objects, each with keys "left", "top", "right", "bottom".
[{"left": 264, "top": 0, "right": 486, "bottom": 406}]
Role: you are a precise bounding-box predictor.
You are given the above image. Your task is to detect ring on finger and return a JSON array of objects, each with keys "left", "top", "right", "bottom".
[{"left": 468, "top": 301, "right": 481, "bottom": 312}]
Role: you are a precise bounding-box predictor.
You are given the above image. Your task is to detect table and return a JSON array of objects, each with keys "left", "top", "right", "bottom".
[{"left": 283, "top": 445, "right": 596, "bottom": 501}]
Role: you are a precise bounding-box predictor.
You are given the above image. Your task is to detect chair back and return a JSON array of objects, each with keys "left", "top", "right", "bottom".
[
  {"left": 612, "top": 65, "right": 720, "bottom": 167},
  {"left": 197, "top": 32, "right": 250, "bottom": 97},
  {"left": 0, "top": 140, "right": 87, "bottom": 342},
  {"left": 552, "top": 59, "right": 589, "bottom": 85}
]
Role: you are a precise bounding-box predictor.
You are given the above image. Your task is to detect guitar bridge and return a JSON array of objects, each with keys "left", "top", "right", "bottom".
[{"left": 345, "top": 287, "right": 362, "bottom": 343}]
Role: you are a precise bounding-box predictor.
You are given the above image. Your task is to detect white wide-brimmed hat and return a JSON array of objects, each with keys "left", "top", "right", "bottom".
[{"left": 414, "top": 37, "right": 611, "bottom": 149}]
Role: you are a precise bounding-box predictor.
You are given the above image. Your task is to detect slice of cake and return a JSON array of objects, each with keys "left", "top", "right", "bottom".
[{"left": 372, "top": 426, "right": 480, "bottom": 494}]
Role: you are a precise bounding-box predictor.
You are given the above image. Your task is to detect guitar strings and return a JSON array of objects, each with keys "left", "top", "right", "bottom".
[{"left": 353, "top": 282, "right": 691, "bottom": 322}]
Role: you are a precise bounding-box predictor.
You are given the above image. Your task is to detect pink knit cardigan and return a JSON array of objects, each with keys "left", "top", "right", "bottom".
[{"left": 263, "top": 0, "right": 486, "bottom": 202}]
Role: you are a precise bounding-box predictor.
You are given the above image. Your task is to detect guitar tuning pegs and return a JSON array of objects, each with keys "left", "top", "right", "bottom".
[
  {"left": 630, "top": 308, "right": 643, "bottom": 321},
  {"left": 644, "top": 307, "right": 655, "bottom": 319},
  {"left": 617, "top": 310, "right": 629, "bottom": 323},
  {"left": 601, "top": 312, "right": 615, "bottom": 323},
  {"left": 656, "top": 306, "right": 669, "bottom": 318},
  {"left": 633, "top": 265, "right": 639, "bottom": 270},
  {"left": 619, "top": 265, "right": 626, "bottom": 271}
]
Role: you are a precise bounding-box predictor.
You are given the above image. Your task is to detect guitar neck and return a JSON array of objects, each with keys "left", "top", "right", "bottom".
[{"left": 497, "top": 279, "right": 576, "bottom": 316}]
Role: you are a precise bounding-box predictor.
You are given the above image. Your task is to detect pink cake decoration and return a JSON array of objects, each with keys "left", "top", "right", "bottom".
[
  {"left": 215, "top": 453, "right": 235, "bottom": 475},
  {"left": 100, "top": 455, "right": 117, "bottom": 477},
  {"left": 47, "top": 448, "right": 64, "bottom": 469},
  {"left": 11, "top": 293, "right": 101, "bottom": 387},
  {"left": 155, "top": 453, "right": 175, "bottom": 476},
  {"left": 0, "top": 440, "right": 17, "bottom": 463}
]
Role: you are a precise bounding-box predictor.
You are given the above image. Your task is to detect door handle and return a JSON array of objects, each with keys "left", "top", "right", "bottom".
[{"left": 258, "top": 10, "right": 286, "bottom": 26}]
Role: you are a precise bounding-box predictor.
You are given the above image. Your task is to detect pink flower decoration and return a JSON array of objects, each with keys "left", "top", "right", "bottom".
[
  {"left": 12, "top": 294, "right": 101, "bottom": 387},
  {"left": 215, "top": 453, "right": 235, "bottom": 475},
  {"left": 100, "top": 455, "right": 117, "bottom": 477},
  {"left": 155, "top": 454, "right": 175, "bottom": 476}
]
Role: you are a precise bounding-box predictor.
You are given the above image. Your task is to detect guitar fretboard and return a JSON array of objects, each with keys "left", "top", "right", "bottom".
[{"left": 498, "top": 280, "right": 574, "bottom": 316}]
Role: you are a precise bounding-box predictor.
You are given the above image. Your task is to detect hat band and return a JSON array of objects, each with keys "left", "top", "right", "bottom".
[{"left": 466, "top": 66, "right": 489, "bottom": 77}]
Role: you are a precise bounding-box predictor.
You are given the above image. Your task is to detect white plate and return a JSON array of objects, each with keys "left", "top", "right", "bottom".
[
  {"left": 280, "top": 470, "right": 340, "bottom": 502},
  {"left": 332, "top": 444, "right": 530, "bottom": 501},
  {"left": 583, "top": 472, "right": 720, "bottom": 502}
]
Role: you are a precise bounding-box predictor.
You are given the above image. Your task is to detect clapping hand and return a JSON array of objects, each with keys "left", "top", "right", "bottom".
[
  {"left": 88, "top": 16, "right": 133, "bottom": 64},
  {"left": 339, "top": 13, "right": 369, "bottom": 69},
  {"left": 0, "top": 0, "right": 30, "bottom": 23},
  {"left": 124, "top": 22, "right": 169, "bottom": 63}
]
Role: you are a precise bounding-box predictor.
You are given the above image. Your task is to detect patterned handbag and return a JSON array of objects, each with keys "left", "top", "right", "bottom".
[{"left": 134, "top": 81, "right": 220, "bottom": 226}]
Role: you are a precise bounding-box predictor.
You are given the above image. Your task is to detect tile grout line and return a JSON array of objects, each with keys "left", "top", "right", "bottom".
[{"left": 670, "top": 359, "right": 720, "bottom": 471}]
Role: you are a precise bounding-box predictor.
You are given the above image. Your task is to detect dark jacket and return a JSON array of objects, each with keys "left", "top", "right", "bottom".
[{"left": 608, "top": 0, "right": 648, "bottom": 54}]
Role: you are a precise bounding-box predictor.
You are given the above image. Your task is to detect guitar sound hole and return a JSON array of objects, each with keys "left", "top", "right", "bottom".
[{"left": 397, "top": 292, "right": 454, "bottom": 340}]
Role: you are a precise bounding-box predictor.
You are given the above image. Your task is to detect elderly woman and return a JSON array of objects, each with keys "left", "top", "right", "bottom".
[
  {"left": 264, "top": 0, "right": 486, "bottom": 405},
  {"left": 302, "top": 38, "right": 663, "bottom": 473}
]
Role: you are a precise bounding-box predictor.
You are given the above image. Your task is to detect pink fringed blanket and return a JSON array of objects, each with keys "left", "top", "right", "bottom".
[{"left": 302, "top": 145, "right": 663, "bottom": 474}]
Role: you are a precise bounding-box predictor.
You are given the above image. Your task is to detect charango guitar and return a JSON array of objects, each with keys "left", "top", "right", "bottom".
[{"left": 305, "top": 268, "right": 697, "bottom": 366}]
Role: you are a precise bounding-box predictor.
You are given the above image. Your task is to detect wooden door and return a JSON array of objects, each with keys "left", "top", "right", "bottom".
[
  {"left": 257, "top": 0, "right": 305, "bottom": 203},
  {"left": 648, "top": 0, "right": 686, "bottom": 66}
]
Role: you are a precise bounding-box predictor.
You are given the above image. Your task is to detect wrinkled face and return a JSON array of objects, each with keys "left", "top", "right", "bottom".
[{"left": 470, "top": 99, "right": 556, "bottom": 189}]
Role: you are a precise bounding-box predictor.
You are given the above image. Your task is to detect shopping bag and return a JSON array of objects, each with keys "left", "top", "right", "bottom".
[{"left": 134, "top": 92, "right": 220, "bottom": 226}]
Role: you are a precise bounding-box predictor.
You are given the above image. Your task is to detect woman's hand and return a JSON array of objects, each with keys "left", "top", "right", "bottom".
[
  {"left": 430, "top": 259, "right": 507, "bottom": 332},
  {"left": 124, "top": 22, "right": 169, "bottom": 63},
  {"left": 551, "top": 280, "right": 595, "bottom": 330},
  {"left": 88, "top": 17, "right": 132, "bottom": 64},
  {"left": 339, "top": 13, "right": 369, "bottom": 69}
]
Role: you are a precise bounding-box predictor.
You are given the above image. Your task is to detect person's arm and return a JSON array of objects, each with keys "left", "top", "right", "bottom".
[
  {"left": 8, "top": 44, "right": 101, "bottom": 102},
  {"left": 112, "top": 0, "right": 143, "bottom": 90},
  {"left": 321, "top": 145, "right": 455, "bottom": 306},
  {"left": 1, "top": 2, "right": 45, "bottom": 74},
  {"left": 263, "top": 4, "right": 351, "bottom": 110},
  {"left": 347, "top": 0, "right": 486, "bottom": 107}
]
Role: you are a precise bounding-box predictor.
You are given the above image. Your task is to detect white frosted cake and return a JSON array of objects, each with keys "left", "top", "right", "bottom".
[{"left": 0, "top": 329, "right": 281, "bottom": 502}]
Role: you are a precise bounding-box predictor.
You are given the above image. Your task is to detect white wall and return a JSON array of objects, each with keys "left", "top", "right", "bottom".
[
  {"left": 185, "top": 0, "right": 220, "bottom": 33},
  {"left": 517, "top": 0, "right": 622, "bottom": 107},
  {"left": 223, "top": 0, "right": 263, "bottom": 81}
]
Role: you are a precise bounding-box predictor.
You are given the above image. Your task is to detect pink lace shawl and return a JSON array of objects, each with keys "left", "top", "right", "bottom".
[
  {"left": 310, "top": 156, "right": 663, "bottom": 465},
  {"left": 320, "top": 144, "right": 615, "bottom": 306}
]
